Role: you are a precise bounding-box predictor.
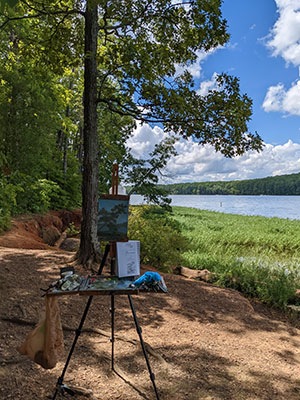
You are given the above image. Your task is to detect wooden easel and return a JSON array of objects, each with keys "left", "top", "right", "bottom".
[
  {"left": 51, "top": 165, "right": 160, "bottom": 400},
  {"left": 110, "top": 163, "right": 119, "bottom": 275}
]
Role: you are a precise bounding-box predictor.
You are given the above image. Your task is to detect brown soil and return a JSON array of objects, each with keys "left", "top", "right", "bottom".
[{"left": 1, "top": 213, "right": 300, "bottom": 400}]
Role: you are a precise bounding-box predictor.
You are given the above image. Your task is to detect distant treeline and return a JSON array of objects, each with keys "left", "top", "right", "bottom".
[{"left": 158, "top": 173, "right": 300, "bottom": 195}]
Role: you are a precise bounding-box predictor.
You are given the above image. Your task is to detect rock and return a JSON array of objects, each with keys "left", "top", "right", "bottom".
[
  {"left": 198, "top": 269, "right": 214, "bottom": 282},
  {"left": 42, "top": 226, "right": 61, "bottom": 246},
  {"left": 60, "top": 238, "right": 80, "bottom": 252},
  {"left": 50, "top": 209, "right": 82, "bottom": 230},
  {"left": 287, "top": 305, "right": 300, "bottom": 312}
]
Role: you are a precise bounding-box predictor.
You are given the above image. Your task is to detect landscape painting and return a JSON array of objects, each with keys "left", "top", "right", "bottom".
[{"left": 97, "top": 195, "right": 129, "bottom": 241}]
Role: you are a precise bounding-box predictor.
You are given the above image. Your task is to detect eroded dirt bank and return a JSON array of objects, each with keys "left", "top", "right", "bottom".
[{"left": 0, "top": 210, "right": 81, "bottom": 250}]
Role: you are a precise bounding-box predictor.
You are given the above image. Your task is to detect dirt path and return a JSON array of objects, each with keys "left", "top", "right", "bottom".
[{"left": 1, "top": 230, "right": 300, "bottom": 399}]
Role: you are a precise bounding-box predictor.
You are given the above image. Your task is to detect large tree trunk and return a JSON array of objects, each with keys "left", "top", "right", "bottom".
[{"left": 77, "top": 3, "right": 100, "bottom": 267}]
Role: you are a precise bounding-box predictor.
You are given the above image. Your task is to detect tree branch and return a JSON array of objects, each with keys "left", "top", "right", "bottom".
[
  {"left": 0, "top": 14, "right": 39, "bottom": 29},
  {"left": 128, "top": 165, "right": 164, "bottom": 195},
  {"left": 20, "top": 0, "right": 84, "bottom": 16}
]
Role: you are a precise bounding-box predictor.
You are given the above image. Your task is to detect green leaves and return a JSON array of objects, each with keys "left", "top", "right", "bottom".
[
  {"left": 2, "top": 0, "right": 263, "bottom": 160},
  {"left": 0, "top": 0, "right": 19, "bottom": 9},
  {"left": 96, "top": 0, "right": 262, "bottom": 157}
]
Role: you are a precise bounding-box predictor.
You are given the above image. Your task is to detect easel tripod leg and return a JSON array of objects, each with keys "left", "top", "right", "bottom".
[
  {"left": 51, "top": 245, "right": 110, "bottom": 399},
  {"left": 128, "top": 295, "right": 160, "bottom": 400},
  {"left": 110, "top": 293, "right": 115, "bottom": 371},
  {"left": 52, "top": 296, "right": 94, "bottom": 400}
]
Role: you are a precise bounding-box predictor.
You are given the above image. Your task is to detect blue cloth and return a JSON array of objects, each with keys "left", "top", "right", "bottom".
[{"left": 133, "top": 272, "right": 161, "bottom": 287}]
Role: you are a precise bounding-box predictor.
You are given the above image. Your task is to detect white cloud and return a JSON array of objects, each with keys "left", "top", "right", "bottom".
[
  {"left": 126, "top": 123, "right": 168, "bottom": 159},
  {"left": 127, "top": 124, "right": 300, "bottom": 183},
  {"left": 197, "top": 72, "right": 219, "bottom": 96},
  {"left": 166, "top": 138, "right": 300, "bottom": 183},
  {"left": 262, "top": 83, "right": 285, "bottom": 112},
  {"left": 266, "top": 0, "right": 300, "bottom": 66},
  {"left": 263, "top": 1, "right": 300, "bottom": 115},
  {"left": 263, "top": 80, "right": 300, "bottom": 115},
  {"left": 175, "top": 48, "right": 218, "bottom": 79}
]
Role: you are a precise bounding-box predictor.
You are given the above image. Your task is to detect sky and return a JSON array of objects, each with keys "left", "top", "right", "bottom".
[{"left": 127, "top": 0, "right": 300, "bottom": 184}]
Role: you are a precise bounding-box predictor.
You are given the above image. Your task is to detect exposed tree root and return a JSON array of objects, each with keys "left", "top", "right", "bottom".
[
  {"left": 71, "top": 251, "right": 103, "bottom": 273},
  {"left": 54, "top": 229, "right": 68, "bottom": 248},
  {"left": 2, "top": 317, "right": 169, "bottom": 369},
  {"left": 59, "top": 384, "right": 97, "bottom": 399},
  {"left": 112, "top": 364, "right": 150, "bottom": 400}
]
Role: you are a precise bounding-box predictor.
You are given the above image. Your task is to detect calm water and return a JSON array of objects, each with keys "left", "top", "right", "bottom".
[{"left": 130, "top": 194, "right": 300, "bottom": 220}]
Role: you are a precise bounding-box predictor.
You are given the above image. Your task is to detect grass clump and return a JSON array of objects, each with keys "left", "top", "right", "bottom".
[
  {"left": 171, "top": 206, "right": 300, "bottom": 309},
  {"left": 213, "top": 259, "right": 300, "bottom": 309}
]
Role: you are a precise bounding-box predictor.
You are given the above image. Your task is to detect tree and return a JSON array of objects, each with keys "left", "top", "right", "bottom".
[
  {"left": 0, "top": 28, "right": 62, "bottom": 175},
  {"left": 1, "top": 0, "right": 263, "bottom": 267}
]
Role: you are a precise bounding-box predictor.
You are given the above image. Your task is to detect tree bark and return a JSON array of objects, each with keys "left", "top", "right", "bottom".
[{"left": 77, "top": 2, "right": 100, "bottom": 267}]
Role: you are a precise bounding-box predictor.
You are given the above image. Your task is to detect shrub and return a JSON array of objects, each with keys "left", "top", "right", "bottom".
[
  {"left": 0, "top": 169, "right": 81, "bottom": 232},
  {"left": 46, "top": 166, "right": 82, "bottom": 210},
  {"left": 128, "top": 205, "right": 189, "bottom": 272},
  {"left": 6, "top": 173, "right": 55, "bottom": 214}
]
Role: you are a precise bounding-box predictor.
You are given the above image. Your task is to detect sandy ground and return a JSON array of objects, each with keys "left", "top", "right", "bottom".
[{"left": 1, "top": 217, "right": 300, "bottom": 400}]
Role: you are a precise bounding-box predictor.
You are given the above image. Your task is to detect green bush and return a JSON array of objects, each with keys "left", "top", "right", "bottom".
[
  {"left": 0, "top": 172, "right": 80, "bottom": 231},
  {"left": 0, "top": 169, "right": 81, "bottom": 232},
  {"left": 128, "top": 205, "right": 189, "bottom": 272},
  {"left": 3, "top": 172, "right": 81, "bottom": 215},
  {"left": 46, "top": 164, "right": 82, "bottom": 210},
  {"left": 6, "top": 173, "right": 55, "bottom": 214}
]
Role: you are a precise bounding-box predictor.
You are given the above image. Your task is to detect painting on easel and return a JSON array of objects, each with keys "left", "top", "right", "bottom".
[{"left": 97, "top": 194, "right": 129, "bottom": 241}]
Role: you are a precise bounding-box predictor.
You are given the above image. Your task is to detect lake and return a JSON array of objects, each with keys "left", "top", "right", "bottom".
[{"left": 130, "top": 194, "right": 300, "bottom": 220}]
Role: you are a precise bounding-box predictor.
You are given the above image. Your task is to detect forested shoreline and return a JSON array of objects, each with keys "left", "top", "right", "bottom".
[{"left": 158, "top": 172, "right": 300, "bottom": 196}]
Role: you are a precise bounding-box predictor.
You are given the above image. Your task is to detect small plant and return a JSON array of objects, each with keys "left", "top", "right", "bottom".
[{"left": 67, "top": 222, "right": 80, "bottom": 237}]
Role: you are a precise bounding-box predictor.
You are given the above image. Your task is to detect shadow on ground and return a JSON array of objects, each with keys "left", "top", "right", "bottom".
[{"left": 1, "top": 248, "right": 300, "bottom": 399}]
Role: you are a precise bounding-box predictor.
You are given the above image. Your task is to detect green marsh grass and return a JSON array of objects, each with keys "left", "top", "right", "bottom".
[{"left": 172, "top": 207, "right": 300, "bottom": 309}]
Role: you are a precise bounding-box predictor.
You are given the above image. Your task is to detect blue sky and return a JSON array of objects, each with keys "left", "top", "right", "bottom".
[
  {"left": 127, "top": 0, "right": 300, "bottom": 183},
  {"left": 210, "top": 0, "right": 299, "bottom": 145}
]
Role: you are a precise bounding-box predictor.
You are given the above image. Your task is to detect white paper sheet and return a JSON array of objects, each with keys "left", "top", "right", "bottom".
[{"left": 116, "top": 241, "right": 140, "bottom": 278}]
